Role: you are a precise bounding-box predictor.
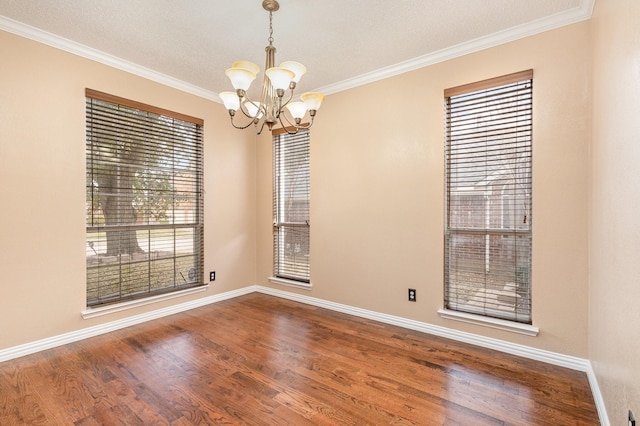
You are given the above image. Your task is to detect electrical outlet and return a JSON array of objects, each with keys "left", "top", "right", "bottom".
[
  {"left": 209, "top": 271, "right": 216, "bottom": 281},
  {"left": 408, "top": 288, "right": 416, "bottom": 302},
  {"left": 630, "top": 410, "right": 636, "bottom": 426}
]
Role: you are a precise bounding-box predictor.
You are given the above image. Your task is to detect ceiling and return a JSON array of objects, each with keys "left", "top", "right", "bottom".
[{"left": 0, "top": 0, "right": 594, "bottom": 102}]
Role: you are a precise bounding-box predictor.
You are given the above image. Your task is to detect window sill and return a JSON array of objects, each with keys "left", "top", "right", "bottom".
[
  {"left": 268, "top": 276, "right": 312, "bottom": 290},
  {"left": 81, "top": 285, "right": 209, "bottom": 319},
  {"left": 437, "top": 309, "right": 539, "bottom": 336}
]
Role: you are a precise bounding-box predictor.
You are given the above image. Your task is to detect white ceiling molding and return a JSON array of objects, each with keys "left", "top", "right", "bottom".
[
  {"left": 1, "top": 0, "right": 593, "bottom": 103},
  {"left": 316, "top": 0, "right": 595, "bottom": 96},
  {"left": 0, "top": 15, "right": 219, "bottom": 102}
]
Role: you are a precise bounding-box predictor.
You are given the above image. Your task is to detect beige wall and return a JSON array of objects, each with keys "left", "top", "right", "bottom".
[
  {"left": 3, "top": 4, "right": 639, "bottom": 423},
  {"left": 0, "top": 30, "right": 256, "bottom": 350},
  {"left": 257, "top": 22, "right": 592, "bottom": 357},
  {"left": 591, "top": 0, "right": 640, "bottom": 423},
  {"left": 0, "top": 14, "right": 592, "bottom": 360}
]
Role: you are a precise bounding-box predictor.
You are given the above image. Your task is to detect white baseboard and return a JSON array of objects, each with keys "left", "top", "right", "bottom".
[
  {"left": 254, "top": 285, "right": 609, "bottom": 425},
  {"left": 0, "top": 286, "right": 254, "bottom": 363},
  {"left": 585, "top": 363, "right": 610, "bottom": 426},
  {"left": 0, "top": 284, "right": 608, "bottom": 425},
  {"left": 255, "top": 285, "right": 588, "bottom": 369}
]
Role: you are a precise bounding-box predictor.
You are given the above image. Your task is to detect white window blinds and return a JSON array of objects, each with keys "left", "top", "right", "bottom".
[
  {"left": 273, "top": 129, "right": 310, "bottom": 282},
  {"left": 85, "top": 89, "right": 204, "bottom": 306},
  {"left": 444, "top": 70, "right": 533, "bottom": 324}
]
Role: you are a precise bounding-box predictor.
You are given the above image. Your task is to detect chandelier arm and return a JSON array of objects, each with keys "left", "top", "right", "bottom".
[
  {"left": 276, "top": 96, "right": 284, "bottom": 120},
  {"left": 237, "top": 105, "right": 252, "bottom": 120},
  {"left": 295, "top": 116, "right": 314, "bottom": 130},
  {"left": 229, "top": 115, "right": 258, "bottom": 130},
  {"left": 255, "top": 118, "right": 268, "bottom": 135},
  {"left": 277, "top": 112, "right": 298, "bottom": 134},
  {"left": 236, "top": 94, "right": 259, "bottom": 119},
  {"left": 294, "top": 120, "right": 313, "bottom": 131},
  {"left": 306, "top": 115, "right": 316, "bottom": 129},
  {"left": 278, "top": 89, "right": 295, "bottom": 110},
  {"left": 277, "top": 112, "right": 313, "bottom": 135},
  {"left": 278, "top": 110, "right": 298, "bottom": 129}
]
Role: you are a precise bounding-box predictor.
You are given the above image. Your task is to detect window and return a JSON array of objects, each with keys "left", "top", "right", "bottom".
[
  {"left": 444, "top": 70, "right": 533, "bottom": 324},
  {"left": 273, "top": 128, "right": 310, "bottom": 283},
  {"left": 85, "top": 89, "right": 204, "bottom": 307}
]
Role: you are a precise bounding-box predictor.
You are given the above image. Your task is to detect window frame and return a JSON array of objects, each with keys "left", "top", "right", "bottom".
[
  {"left": 443, "top": 70, "right": 534, "bottom": 326},
  {"left": 85, "top": 89, "right": 204, "bottom": 308},
  {"left": 271, "top": 127, "right": 311, "bottom": 286}
]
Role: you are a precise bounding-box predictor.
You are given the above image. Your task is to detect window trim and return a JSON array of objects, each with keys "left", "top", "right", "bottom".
[
  {"left": 85, "top": 89, "right": 203, "bottom": 125},
  {"left": 81, "top": 285, "right": 209, "bottom": 319},
  {"left": 444, "top": 69, "right": 533, "bottom": 98},
  {"left": 272, "top": 128, "right": 311, "bottom": 284},
  {"left": 268, "top": 276, "right": 312, "bottom": 290},
  {"left": 443, "top": 70, "right": 534, "bottom": 325},
  {"left": 437, "top": 309, "right": 539, "bottom": 336},
  {"left": 85, "top": 89, "right": 204, "bottom": 307}
]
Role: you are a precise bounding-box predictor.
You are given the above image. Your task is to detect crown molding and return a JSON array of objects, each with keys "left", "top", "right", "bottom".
[
  {"left": 316, "top": 0, "right": 595, "bottom": 95},
  {"left": 0, "top": 15, "right": 220, "bottom": 102},
  {"left": 1, "top": 0, "right": 593, "bottom": 101}
]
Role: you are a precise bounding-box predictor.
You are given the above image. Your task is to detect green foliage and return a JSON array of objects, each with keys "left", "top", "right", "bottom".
[
  {"left": 86, "top": 255, "right": 198, "bottom": 306},
  {"left": 86, "top": 101, "right": 198, "bottom": 237}
]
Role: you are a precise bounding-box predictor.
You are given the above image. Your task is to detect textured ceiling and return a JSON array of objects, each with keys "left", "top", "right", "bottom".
[{"left": 0, "top": 0, "right": 593, "bottom": 100}]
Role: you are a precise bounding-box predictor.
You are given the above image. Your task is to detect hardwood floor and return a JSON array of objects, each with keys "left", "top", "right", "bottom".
[{"left": 0, "top": 293, "right": 599, "bottom": 425}]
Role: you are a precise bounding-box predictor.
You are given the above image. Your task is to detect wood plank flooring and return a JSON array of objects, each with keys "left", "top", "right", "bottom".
[{"left": 0, "top": 293, "right": 599, "bottom": 425}]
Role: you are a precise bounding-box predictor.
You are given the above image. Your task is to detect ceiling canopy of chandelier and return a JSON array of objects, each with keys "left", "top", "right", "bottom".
[{"left": 219, "top": 0, "right": 324, "bottom": 135}]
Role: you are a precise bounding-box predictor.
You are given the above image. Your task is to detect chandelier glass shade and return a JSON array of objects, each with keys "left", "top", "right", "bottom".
[{"left": 219, "top": 0, "right": 324, "bottom": 135}]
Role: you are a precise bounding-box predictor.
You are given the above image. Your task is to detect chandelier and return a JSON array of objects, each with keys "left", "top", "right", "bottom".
[{"left": 218, "top": 0, "right": 324, "bottom": 135}]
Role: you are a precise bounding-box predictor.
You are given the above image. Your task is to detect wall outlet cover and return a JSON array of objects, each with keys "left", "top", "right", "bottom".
[{"left": 408, "top": 288, "right": 416, "bottom": 302}]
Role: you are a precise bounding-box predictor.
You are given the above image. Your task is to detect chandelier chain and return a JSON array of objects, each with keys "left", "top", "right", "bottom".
[{"left": 268, "top": 11, "right": 274, "bottom": 45}]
